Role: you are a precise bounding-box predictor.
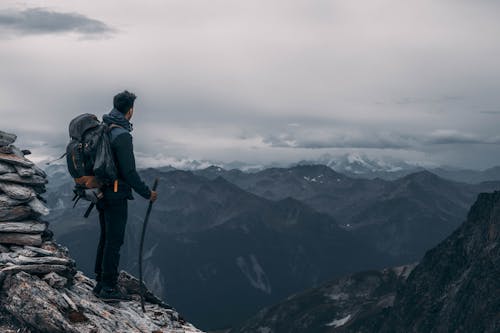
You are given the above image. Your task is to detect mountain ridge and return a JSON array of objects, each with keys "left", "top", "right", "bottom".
[{"left": 229, "top": 190, "right": 500, "bottom": 332}]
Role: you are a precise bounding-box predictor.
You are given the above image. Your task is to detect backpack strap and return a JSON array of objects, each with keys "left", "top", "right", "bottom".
[{"left": 108, "top": 124, "right": 129, "bottom": 143}]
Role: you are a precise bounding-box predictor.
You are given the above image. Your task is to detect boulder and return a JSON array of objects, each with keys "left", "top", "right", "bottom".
[
  {"left": 0, "top": 153, "right": 33, "bottom": 168},
  {"left": 0, "top": 131, "right": 16, "bottom": 147}
]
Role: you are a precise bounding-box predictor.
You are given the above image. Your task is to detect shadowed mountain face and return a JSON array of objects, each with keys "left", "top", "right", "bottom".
[
  {"left": 229, "top": 264, "right": 417, "bottom": 333},
  {"left": 229, "top": 191, "right": 500, "bottom": 333},
  {"left": 194, "top": 165, "right": 500, "bottom": 260},
  {"left": 47, "top": 168, "right": 389, "bottom": 330},
  {"left": 377, "top": 191, "right": 500, "bottom": 333}
]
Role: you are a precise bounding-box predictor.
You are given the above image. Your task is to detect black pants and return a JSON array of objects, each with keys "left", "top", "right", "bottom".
[{"left": 94, "top": 198, "right": 128, "bottom": 288}]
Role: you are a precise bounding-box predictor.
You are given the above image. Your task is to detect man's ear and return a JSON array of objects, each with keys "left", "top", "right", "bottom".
[{"left": 125, "top": 107, "right": 133, "bottom": 120}]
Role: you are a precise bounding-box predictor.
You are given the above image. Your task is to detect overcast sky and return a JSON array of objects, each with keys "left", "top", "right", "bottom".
[{"left": 1, "top": 0, "right": 499, "bottom": 169}]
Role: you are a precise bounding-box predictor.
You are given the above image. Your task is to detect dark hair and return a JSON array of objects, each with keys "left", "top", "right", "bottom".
[{"left": 113, "top": 90, "right": 137, "bottom": 114}]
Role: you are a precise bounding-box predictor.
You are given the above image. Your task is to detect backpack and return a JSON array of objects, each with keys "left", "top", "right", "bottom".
[{"left": 66, "top": 113, "right": 118, "bottom": 216}]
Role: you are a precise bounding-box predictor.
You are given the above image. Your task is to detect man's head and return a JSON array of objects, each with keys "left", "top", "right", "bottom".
[{"left": 113, "top": 90, "right": 136, "bottom": 120}]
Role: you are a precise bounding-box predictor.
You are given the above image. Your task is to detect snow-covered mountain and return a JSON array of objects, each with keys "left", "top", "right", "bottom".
[{"left": 294, "top": 153, "right": 427, "bottom": 180}]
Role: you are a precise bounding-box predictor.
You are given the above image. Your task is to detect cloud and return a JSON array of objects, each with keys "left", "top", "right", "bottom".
[
  {"left": 0, "top": 7, "right": 113, "bottom": 37},
  {"left": 426, "top": 129, "right": 500, "bottom": 145},
  {"left": 479, "top": 110, "right": 500, "bottom": 115},
  {"left": 262, "top": 129, "right": 418, "bottom": 149},
  {"left": 262, "top": 127, "right": 500, "bottom": 151}
]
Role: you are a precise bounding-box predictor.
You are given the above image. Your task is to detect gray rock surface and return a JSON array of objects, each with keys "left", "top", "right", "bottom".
[
  {"left": 0, "top": 130, "right": 16, "bottom": 147},
  {"left": 0, "top": 268, "right": 203, "bottom": 333}
]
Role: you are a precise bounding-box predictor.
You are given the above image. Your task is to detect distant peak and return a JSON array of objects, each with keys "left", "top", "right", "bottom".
[
  {"left": 291, "top": 164, "right": 340, "bottom": 174},
  {"left": 401, "top": 169, "right": 439, "bottom": 181},
  {"left": 204, "top": 165, "right": 226, "bottom": 172}
]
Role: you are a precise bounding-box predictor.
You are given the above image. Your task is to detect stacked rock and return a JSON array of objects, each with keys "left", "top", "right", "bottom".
[{"left": 0, "top": 130, "right": 75, "bottom": 284}]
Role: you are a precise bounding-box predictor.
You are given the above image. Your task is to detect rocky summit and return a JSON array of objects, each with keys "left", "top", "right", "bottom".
[{"left": 0, "top": 130, "right": 203, "bottom": 333}]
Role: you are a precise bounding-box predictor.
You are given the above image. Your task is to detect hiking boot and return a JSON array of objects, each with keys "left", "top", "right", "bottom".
[
  {"left": 92, "top": 282, "right": 103, "bottom": 296},
  {"left": 98, "top": 286, "right": 132, "bottom": 302}
]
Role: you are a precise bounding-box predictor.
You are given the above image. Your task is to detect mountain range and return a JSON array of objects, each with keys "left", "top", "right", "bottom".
[
  {"left": 230, "top": 190, "right": 500, "bottom": 332},
  {"left": 43, "top": 162, "right": 500, "bottom": 330}
]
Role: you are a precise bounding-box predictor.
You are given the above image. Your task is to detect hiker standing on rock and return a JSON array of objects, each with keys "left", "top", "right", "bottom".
[{"left": 94, "top": 90, "right": 158, "bottom": 300}]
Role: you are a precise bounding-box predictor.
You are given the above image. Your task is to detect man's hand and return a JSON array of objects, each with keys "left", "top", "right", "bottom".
[{"left": 150, "top": 190, "right": 158, "bottom": 202}]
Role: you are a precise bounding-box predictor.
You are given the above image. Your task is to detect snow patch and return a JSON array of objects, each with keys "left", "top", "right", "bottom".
[
  {"left": 144, "top": 262, "right": 165, "bottom": 298},
  {"left": 326, "top": 314, "right": 351, "bottom": 327},
  {"left": 327, "top": 292, "right": 349, "bottom": 301},
  {"left": 236, "top": 254, "right": 272, "bottom": 294},
  {"left": 257, "top": 327, "right": 272, "bottom": 333},
  {"left": 391, "top": 263, "right": 418, "bottom": 279},
  {"left": 303, "top": 175, "right": 324, "bottom": 183},
  {"left": 143, "top": 243, "right": 159, "bottom": 261}
]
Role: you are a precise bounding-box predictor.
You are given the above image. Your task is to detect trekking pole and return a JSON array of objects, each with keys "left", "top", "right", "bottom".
[{"left": 139, "top": 178, "right": 159, "bottom": 313}]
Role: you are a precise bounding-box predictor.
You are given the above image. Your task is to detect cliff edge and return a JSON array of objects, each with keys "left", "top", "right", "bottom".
[{"left": 0, "top": 130, "right": 203, "bottom": 333}]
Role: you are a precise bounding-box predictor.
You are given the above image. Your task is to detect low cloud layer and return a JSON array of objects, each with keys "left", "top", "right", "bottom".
[
  {"left": 262, "top": 128, "right": 500, "bottom": 150},
  {"left": 0, "top": 7, "right": 113, "bottom": 37}
]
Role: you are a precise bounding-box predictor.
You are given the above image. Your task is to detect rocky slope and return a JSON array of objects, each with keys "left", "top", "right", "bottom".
[
  {"left": 378, "top": 190, "right": 500, "bottom": 333},
  {"left": 0, "top": 130, "right": 202, "bottom": 333},
  {"left": 229, "top": 190, "right": 500, "bottom": 332},
  {"left": 230, "top": 264, "right": 417, "bottom": 333}
]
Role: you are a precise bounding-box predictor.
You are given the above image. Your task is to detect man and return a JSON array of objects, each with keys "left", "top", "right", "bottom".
[{"left": 93, "top": 90, "right": 158, "bottom": 301}]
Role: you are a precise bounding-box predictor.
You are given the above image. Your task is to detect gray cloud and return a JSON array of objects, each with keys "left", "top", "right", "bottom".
[
  {"left": 479, "top": 110, "right": 500, "bottom": 115},
  {"left": 262, "top": 128, "right": 419, "bottom": 150},
  {"left": 425, "top": 130, "right": 500, "bottom": 145},
  {"left": 262, "top": 128, "right": 500, "bottom": 150},
  {"left": 0, "top": 7, "right": 113, "bottom": 36}
]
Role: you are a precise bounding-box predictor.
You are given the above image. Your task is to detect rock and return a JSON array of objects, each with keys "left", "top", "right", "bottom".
[
  {"left": 32, "top": 184, "right": 47, "bottom": 195},
  {"left": 0, "top": 221, "right": 47, "bottom": 233},
  {"left": 0, "top": 194, "right": 28, "bottom": 206},
  {"left": 33, "top": 165, "right": 47, "bottom": 178},
  {"left": 0, "top": 253, "right": 74, "bottom": 267},
  {"left": 0, "top": 233, "right": 42, "bottom": 246},
  {"left": 0, "top": 182, "right": 36, "bottom": 200},
  {"left": 0, "top": 146, "right": 13, "bottom": 154},
  {"left": 2, "top": 272, "right": 81, "bottom": 333},
  {"left": 0, "top": 162, "right": 15, "bottom": 175},
  {"left": 0, "top": 244, "right": 9, "bottom": 253},
  {"left": 9, "top": 145, "right": 25, "bottom": 158},
  {"left": 0, "top": 173, "right": 48, "bottom": 185},
  {"left": 0, "top": 205, "right": 34, "bottom": 221},
  {"left": 11, "top": 245, "right": 56, "bottom": 257},
  {"left": 43, "top": 272, "right": 68, "bottom": 289},
  {"left": 118, "top": 271, "right": 171, "bottom": 308},
  {"left": 0, "top": 131, "right": 16, "bottom": 146},
  {"left": 42, "top": 241, "right": 69, "bottom": 256},
  {"left": 0, "top": 264, "right": 74, "bottom": 282},
  {"left": 28, "top": 197, "right": 50, "bottom": 216},
  {"left": 14, "top": 165, "right": 36, "bottom": 177},
  {"left": 0, "top": 152, "right": 33, "bottom": 168},
  {"left": 0, "top": 271, "right": 204, "bottom": 333}
]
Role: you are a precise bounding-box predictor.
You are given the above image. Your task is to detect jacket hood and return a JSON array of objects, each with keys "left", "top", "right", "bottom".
[{"left": 102, "top": 108, "right": 133, "bottom": 132}]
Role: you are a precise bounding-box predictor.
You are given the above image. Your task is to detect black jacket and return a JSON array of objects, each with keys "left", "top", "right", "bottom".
[{"left": 102, "top": 109, "right": 151, "bottom": 200}]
